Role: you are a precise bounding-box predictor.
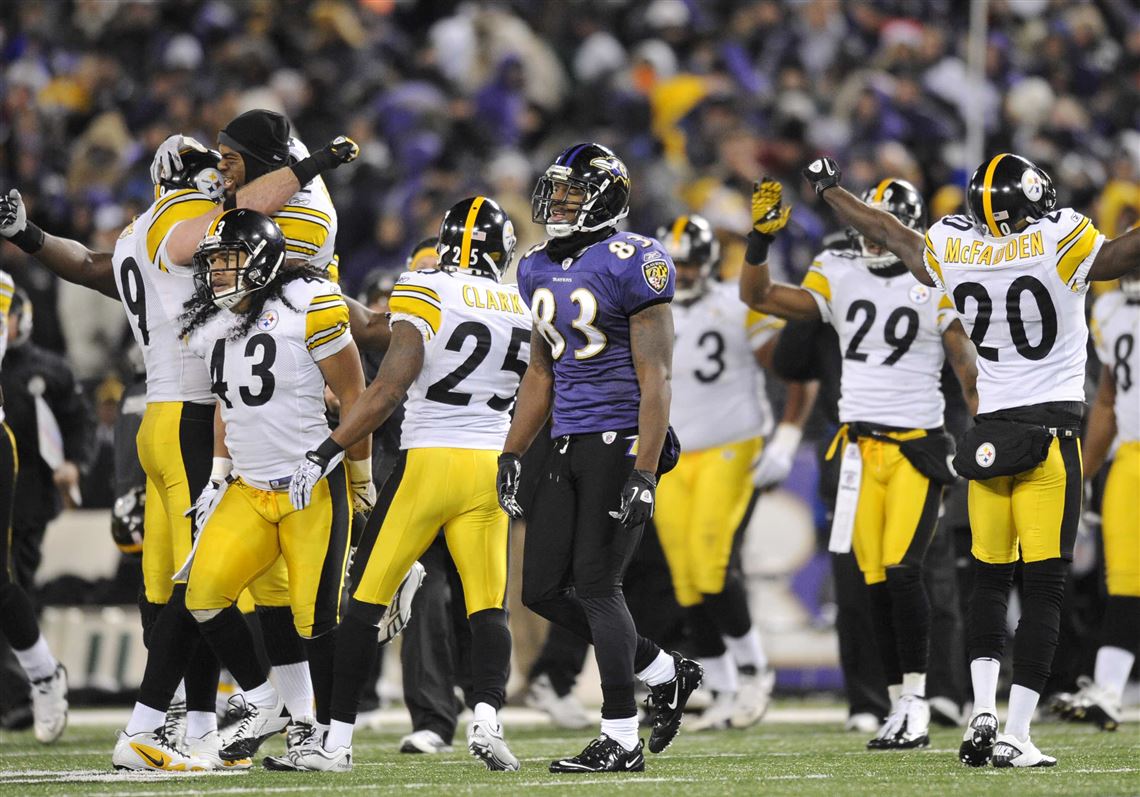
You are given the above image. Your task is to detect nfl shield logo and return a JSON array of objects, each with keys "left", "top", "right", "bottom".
[
  {"left": 642, "top": 260, "right": 669, "bottom": 294},
  {"left": 603, "top": 432, "right": 617, "bottom": 444}
]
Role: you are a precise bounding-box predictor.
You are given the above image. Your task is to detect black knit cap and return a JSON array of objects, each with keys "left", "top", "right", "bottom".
[{"left": 218, "top": 109, "right": 291, "bottom": 180}]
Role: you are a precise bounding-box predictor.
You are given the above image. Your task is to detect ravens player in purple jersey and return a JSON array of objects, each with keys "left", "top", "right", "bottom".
[{"left": 497, "top": 142, "right": 702, "bottom": 772}]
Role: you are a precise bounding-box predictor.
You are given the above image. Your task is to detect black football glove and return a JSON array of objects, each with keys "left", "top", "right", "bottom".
[
  {"left": 290, "top": 136, "right": 360, "bottom": 186},
  {"left": 611, "top": 469, "right": 657, "bottom": 529},
  {"left": 803, "top": 156, "right": 842, "bottom": 195},
  {"left": 497, "top": 453, "right": 524, "bottom": 519}
]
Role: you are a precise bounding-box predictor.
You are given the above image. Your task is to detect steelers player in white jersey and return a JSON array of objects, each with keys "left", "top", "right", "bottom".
[
  {"left": 0, "top": 135, "right": 359, "bottom": 771},
  {"left": 652, "top": 214, "right": 812, "bottom": 732},
  {"left": 0, "top": 270, "right": 68, "bottom": 744},
  {"left": 802, "top": 153, "right": 1140, "bottom": 767},
  {"left": 286, "top": 196, "right": 530, "bottom": 773},
  {"left": 1052, "top": 258, "right": 1140, "bottom": 730},
  {"left": 739, "top": 177, "right": 979, "bottom": 751},
  {"left": 129, "top": 209, "right": 368, "bottom": 769}
]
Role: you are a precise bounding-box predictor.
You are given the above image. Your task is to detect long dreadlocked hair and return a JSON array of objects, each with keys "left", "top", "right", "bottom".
[{"left": 180, "top": 261, "right": 330, "bottom": 340}]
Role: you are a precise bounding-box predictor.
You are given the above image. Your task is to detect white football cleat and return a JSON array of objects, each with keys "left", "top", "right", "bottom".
[
  {"left": 991, "top": 733, "right": 1057, "bottom": 768},
  {"left": 1055, "top": 676, "right": 1121, "bottom": 731},
  {"left": 378, "top": 561, "right": 426, "bottom": 645},
  {"left": 31, "top": 664, "right": 68, "bottom": 744},
  {"left": 185, "top": 729, "right": 252, "bottom": 770},
  {"left": 868, "top": 695, "right": 929, "bottom": 749},
  {"left": 284, "top": 743, "right": 353, "bottom": 772},
  {"left": 467, "top": 719, "right": 520, "bottom": 771},
  {"left": 112, "top": 729, "right": 211, "bottom": 771},
  {"left": 525, "top": 674, "right": 592, "bottom": 730},
  {"left": 689, "top": 690, "right": 736, "bottom": 732},
  {"left": 263, "top": 718, "right": 327, "bottom": 771},
  {"left": 218, "top": 692, "right": 289, "bottom": 762},
  {"left": 732, "top": 668, "right": 775, "bottom": 729},
  {"left": 399, "top": 729, "right": 453, "bottom": 754}
]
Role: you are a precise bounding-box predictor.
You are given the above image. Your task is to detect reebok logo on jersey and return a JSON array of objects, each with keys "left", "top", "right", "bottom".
[
  {"left": 975, "top": 442, "right": 996, "bottom": 468},
  {"left": 643, "top": 261, "right": 669, "bottom": 294}
]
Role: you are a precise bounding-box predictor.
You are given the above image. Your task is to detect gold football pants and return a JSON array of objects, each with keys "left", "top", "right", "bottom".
[
  {"left": 654, "top": 437, "right": 761, "bottom": 606},
  {"left": 1103, "top": 441, "right": 1140, "bottom": 596}
]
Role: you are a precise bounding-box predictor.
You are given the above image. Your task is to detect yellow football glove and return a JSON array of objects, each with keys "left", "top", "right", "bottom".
[{"left": 751, "top": 177, "right": 792, "bottom": 236}]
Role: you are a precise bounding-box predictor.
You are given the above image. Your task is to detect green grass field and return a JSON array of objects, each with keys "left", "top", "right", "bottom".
[{"left": 2, "top": 716, "right": 1138, "bottom": 796}]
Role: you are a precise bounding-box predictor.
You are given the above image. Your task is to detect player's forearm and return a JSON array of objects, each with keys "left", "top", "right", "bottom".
[
  {"left": 739, "top": 258, "right": 773, "bottom": 306},
  {"left": 821, "top": 187, "right": 930, "bottom": 283},
  {"left": 780, "top": 380, "right": 818, "bottom": 428},
  {"left": 634, "top": 375, "right": 670, "bottom": 472},
  {"left": 943, "top": 322, "right": 980, "bottom": 416},
  {"left": 1089, "top": 230, "right": 1140, "bottom": 282},
  {"left": 212, "top": 403, "right": 230, "bottom": 459},
  {"left": 503, "top": 366, "right": 553, "bottom": 457},
  {"left": 1082, "top": 373, "right": 1116, "bottom": 477},
  {"left": 35, "top": 234, "right": 118, "bottom": 298},
  {"left": 346, "top": 297, "right": 390, "bottom": 353},
  {"left": 331, "top": 378, "right": 402, "bottom": 452},
  {"left": 334, "top": 383, "right": 372, "bottom": 464}
]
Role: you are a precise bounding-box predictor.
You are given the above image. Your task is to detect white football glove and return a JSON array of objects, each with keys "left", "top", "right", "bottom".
[
  {"left": 0, "top": 189, "right": 28, "bottom": 238},
  {"left": 150, "top": 134, "right": 211, "bottom": 185},
  {"left": 185, "top": 457, "right": 233, "bottom": 535},
  {"left": 752, "top": 423, "right": 803, "bottom": 489},
  {"left": 347, "top": 457, "right": 376, "bottom": 513},
  {"left": 289, "top": 449, "right": 344, "bottom": 510}
]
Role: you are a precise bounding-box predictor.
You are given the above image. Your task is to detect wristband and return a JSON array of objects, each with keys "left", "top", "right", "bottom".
[
  {"left": 347, "top": 457, "right": 371, "bottom": 482},
  {"left": 312, "top": 436, "right": 344, "bottom": 465},
  {"left": 745, "top": 230, "right": 772, "bottom": 265},
  {"left": 290, "top": 152, "right": 333, "bottom": 188},
  {"left": 210, "top": 457, "right": 233, "bottom": 483},
  {"left": 9, "top": 221, "right": 45, "bottom": 255}
]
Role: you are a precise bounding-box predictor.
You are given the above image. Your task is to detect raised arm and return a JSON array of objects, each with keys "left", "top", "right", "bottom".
[
  {"left": 942, "top": 318, "right": 979, "bottom": 416},
  {"left": 0, "top": 190, "right": 117, "bottom": 298},
  {"left": 502, "top": 327, "right": 555, "bottom": 457},
  {"left": 1088, "top": 225, "right": 1140, "bottom": 283},
  {"left": 803, "top": 157, "right": 930, "bottom": 285}
]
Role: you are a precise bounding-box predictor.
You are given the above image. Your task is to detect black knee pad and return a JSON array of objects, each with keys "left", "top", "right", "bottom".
[
  {"left": 343, "top": 597, "right": 386, "bottom": 629},
  {"left": 256, "top": 605, "right": 306, "bottom": 666},
  {"left": 967, "top": 559, "right": 1016, "bottom": 662},
  {"left": 1011, "top": 558, "right": 1068, "bottom": 693},
  {"left": 1103, "top": 596, "right": 1140, "bottom": 654},
  {"left": 885, "top": 565, "right": 930, "bottom": 674}
]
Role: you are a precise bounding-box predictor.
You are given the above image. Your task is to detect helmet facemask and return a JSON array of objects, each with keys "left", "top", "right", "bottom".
[
  {"left": 194, "top": 236, "right": 282, "bottom": 310},
  {"left": 532, "top": 166, "right": 628, "bottom": 238}
]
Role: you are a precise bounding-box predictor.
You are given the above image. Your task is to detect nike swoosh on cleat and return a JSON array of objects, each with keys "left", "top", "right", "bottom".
[
  {"left": 132, "top": 745, "right": 169, "bottom": 769},
  {"left": 624, "top": 758, "right": 639, "bottom": 769}
]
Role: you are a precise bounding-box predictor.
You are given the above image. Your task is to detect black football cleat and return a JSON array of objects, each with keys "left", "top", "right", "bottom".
[
  {"left": 549, "top": 735, "right": 644, "bottom": 773},
  {"left": 647, "top": 652, "right": 703, "bottom": 753}
]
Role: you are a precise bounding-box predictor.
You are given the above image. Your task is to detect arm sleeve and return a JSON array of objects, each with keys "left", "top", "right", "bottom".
[
  {"left": 1054, "top": 211, "right": 1104, "bottom": 294},
  {"left": 388, "top": 273, "right": 442, "bottom": 340},
  {"left": 799, "top": 260, "right": 833, "bottom": 324},
  {"left": 148, "top": 189, "right": 218, "bottom": 271},
  {"left": 275, "top": 204, "right": 333, "bottom": 264},
  {"left": 923, "top": 229, "right": 946, "bottom": 290},
  {"left": 305, "top": 289, "right": 353, "bottom": 361}
]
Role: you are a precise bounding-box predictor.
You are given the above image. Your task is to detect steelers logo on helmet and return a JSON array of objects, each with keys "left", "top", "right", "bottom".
[
  {"left": 1020, "top": 168, "right": 1043, "bottom": 202},
  {"left": 160, "top": 137, "right": 225, "bottom": 202},
  {"left": 437, "top": 196, "right": 515, "bottom": 282},
  {"left": 967, "top": 153, "right": 1056, "bottom": 238}
]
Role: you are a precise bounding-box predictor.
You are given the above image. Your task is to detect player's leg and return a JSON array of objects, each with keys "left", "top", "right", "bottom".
[
  {"left": 876, "top": 444, "right": 941, "bottom": 749},
  {"left": 443, "top": 449, "right": 518, "bottom": 771},
  {"left": 960, "top": 474, "right": 1017, "bottom": 766},
  {"left": 321, "top": 451, "right": 441, "bottom": 766},
  {"left": 991, "top": 437, "right": 1080, "bottom": 767},
  {"left": 0, "top": 421, "right": 66, "bottom": 744}
]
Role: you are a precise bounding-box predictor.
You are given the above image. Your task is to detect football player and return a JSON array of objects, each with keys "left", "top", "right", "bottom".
[
  {"left": 497, "top": 143, "right": 702, "bottom": 773},
  {"left": 285, "top": 196, "right": 530, "bottom": 772},
  {"left": 0, "top": 270, "right": 68, "bottom": 744},
  {"left": 654, "top": 214, "right": 812, "bottom": 731},
  {"left": 168, "top": 209, "right": 369, "bottom": 768},
  {"left": 739, "top": 177, "right": 978, "bottom": 751},
  {"left": 803, "top": 153, "right": 1140, "bottom": 766},
  {"left": 1052, "top": 254, "right": 1140, "bottom": 730}
]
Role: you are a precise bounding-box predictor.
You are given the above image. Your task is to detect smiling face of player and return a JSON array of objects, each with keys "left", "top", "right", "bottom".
[{"left": 216, "top": 144, "right": 246, "bottom": 196}]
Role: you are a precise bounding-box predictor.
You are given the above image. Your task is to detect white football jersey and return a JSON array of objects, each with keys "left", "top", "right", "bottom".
[
  {"left": 802, "top": 250, "right": 955, "bottom": 429},
  {"left": 276, "top": 141, "right": 339, "bottom": 278},
  {"left": 924, "top": 208, "right": 1104, "bottom": 414},
  {"left": 188, "top": 277, "right": 351, "bottom": 489},
  {"left": 671, "top": 281, "right": 781, "bottom": 449},
  {"left": 388, "top": 269, "right": 531, "bottom": 450},
  {"left": 1091, "top": 291, "right": 1140, "bottom": 443},
  {"left": 0, "top": 271, "right": 13, "bottom": 424},
  {"left": 112, "top": 188, "right": 219, "bottom": 404}
]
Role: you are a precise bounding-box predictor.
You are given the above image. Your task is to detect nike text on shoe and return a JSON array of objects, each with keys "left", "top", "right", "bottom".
[
  {"left": 958, "top": 711, "right": 998, "bottom": 767},
  {"left": 991, "top": 733, "right": 1057, "bottom": 768},
  {"left": 549, "top": 735, "right": 645, "bottom": 773},
  {"left": 219, "top": 692, "right": 289, "bottom": 761},
  {"left": 112, "top": 729, "right": 210, "bottom": 771},
  {"left": 647, "top": 653, "right": 703, "bottom": 753},
  {"left": 400, "top": 729, "right": 453, "bottom": 754},
  {"left": 31, "top": 664, "right": 68, "bottom": 744},
  {"left": 467, "top": 719, "right": 520, "bottom": 771},
  {"left": 263, "top": 718, "right": 321, "bottom": 771},
  {"left": 186, "top": 730, "right": 252, "bottom": 770}
]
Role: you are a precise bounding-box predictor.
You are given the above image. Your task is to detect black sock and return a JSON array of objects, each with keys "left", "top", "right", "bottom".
[
  {"left": 304, "top": 630, "right": 337, "bottom": 725},
  {"left": 580, "top": 593, "right": 637, "bottom": 719},
  {"left": 885, "top": 565, "right": 930, "bottom": 674},
  {"left": 197, "top": 605, "right": 269, "bottom": 692},
  {"left": 468, "top": 608, "right": 511, "bottom": 710},
  {"left": 0, "top": 582, "right": 41, "bottom": 650},
  {"left": 687, "top": 604, "right": 728, "bottom": 658},
  {"left": 1103, "top": 595, "right": 1140, "bottom": 654},
  {"left": 968, "top": 560, "right": 1016, "bottom": 661},
  {"left": 867, "top": 582, "right": 902, "bottom": 686},
  {"left": 1011, "top": 558, "right": 1067, "bottom": 693},
  {"left": 136, "top": 588, "right": 203, "bottom": 711},
  {"left": 258, "top": 605, "right": 306, "bottom": 667},
  {"left": 329, "top": 599, "right": 384, "bottom": 725},
  {"left": 183, "top": 639, "right": 221, "bottom": 714}
]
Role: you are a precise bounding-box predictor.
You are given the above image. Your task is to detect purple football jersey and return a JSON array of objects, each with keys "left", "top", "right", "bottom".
[{"left": 517, "top": 230, "right": 675, "bottom": 436}]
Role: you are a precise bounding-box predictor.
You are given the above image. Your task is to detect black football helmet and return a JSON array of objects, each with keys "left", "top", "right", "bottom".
[
  {"left": 532, "top": 142, "right": 630, "bottom": 237},
  {"left": 657, "top": 214, "right": 720, "bottom": 300},
  {"left": 856, "top": 178, "right": 926, "bottom": 269},
  {"left": 437, "top": 197, "right": 515, "bottom": 282},
  {"left": 193, "top": 209, "right": 285, "bottom": 309},
  {"left": 7, "top": 286, "right": 33, "bottom": 348},
  {"left": 160, "top": 137, "right": 225, "bottom": 201},
  {"left": 967, "top": 153, "right": 1056, "bottom": 238},
  {"left": 111, "top": 486, "right": 146, "bottom": 555}
]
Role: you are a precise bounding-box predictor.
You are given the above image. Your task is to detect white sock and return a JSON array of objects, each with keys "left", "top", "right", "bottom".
[
  {"left": 324, "top": 719, "right": 354, "bottom": 751},
  {"left": 888, "top": 683, "right": 901, "bottom": 705},
  {"left": 270, "top": 662, "right": 314, "bottom": 720},
  {"left": 473, "top": 702, "right": 498, "bottom": 725},
  {"left": 244, "top": 681, "right": 277, "bottom": 709},
  {"left": 699, "top": 653, "right": 738, "bottom": 695},
  {"left": 901, "top": 672, "right": 926, "bottom": 698},
  {"left": 1093, "top": 646, "right": 1135, "bottom": 702},
  {"left": 12, "top": 634, "right": 57, "bottom": 682},
  {"left": 186, "top": 710, "right": 217, "bottom": 739},
  {"left": 126, "top": 702, "right": 168, "bottom": 736},
  {"left": 635, "top": 649, "right": 676, "bottom": 687},
  {"left": 600, "top": 716, "right": 639, "bottom": 751},
  {"left": 970, "top": 657, "right": 1000, "bottom": 715},
  {"left": 1004, "top": 683, "right": 1039, "bottom": 741},
  {"left": 172, "top": 680, "right": 186, "bottom": 705},
  {"left": 724, "top": 628, "right": 767, "bottom": 671}
]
